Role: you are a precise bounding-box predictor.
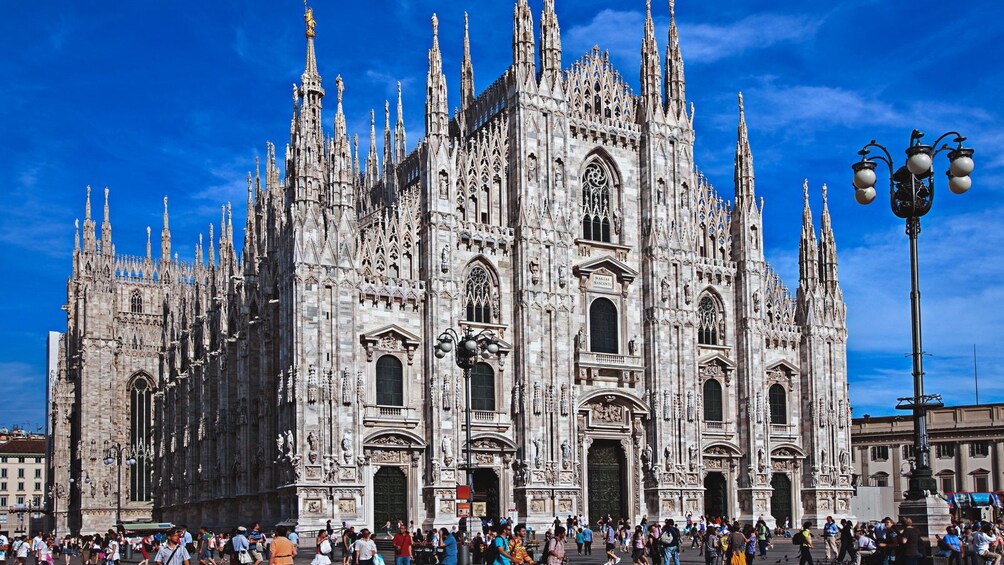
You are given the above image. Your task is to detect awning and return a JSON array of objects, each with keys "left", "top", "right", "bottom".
[{"left": 945, "top": 493, "right": 1000, "bottom": 509}]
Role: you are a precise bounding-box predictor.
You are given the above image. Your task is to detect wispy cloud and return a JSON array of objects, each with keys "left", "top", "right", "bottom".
[{"left": 681, "top": 13, "right": 825, "bottom": 63}]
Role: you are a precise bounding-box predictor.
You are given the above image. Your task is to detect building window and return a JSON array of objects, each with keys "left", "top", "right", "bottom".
[
  {"left": 17, "top": 482, "right": 24, "bottom": 491},
  {"left": 902, "top": 445, "right": 916, "bottom": 459},
  {"left": 0, "top": 496, "right": 6, "bottom": 506},
  {"left": 940, "top": 474, "right": 955, "bottom": 493},
  {"left": 697, "top": 296, "right": 721, "bottom": 345},
  {"left": 871, "top": 446, "right": 889, "bottom": 461},
  {"left": 0, "top": 482, "right": 5, "bottom": 491},
  {"left": 871, "top": 472, "right": 890, "bottom": 487},
  {"left": 581, "top": 160, "right": 613, "bottom": 242},
  {"left": 130, "top": 377, "right": 153, "bottom": 502},
  {"left": 17, "top": 468, "right": 24, "bottom": 479},
  {"left": 34, "top": 482, "right": 40, "bottom": 491},
  {"left": 768, "top": 384, "right": 787, "bottom": 425},
  {"left": 470, "top": 363, "right": 495, "bottom": 412},
  {"left": 589, "top": 298, "right": 618, "bottom": 354},
  {"left": 464, "top": 265, "right": 495, "bottom": 324},
  {"left": 703, "top": 379, "right": 724, "bottom": 422},
  {"left": 970, "top": 441, "right": 990, "bottom": 457},
  {"left": 375, "top": 355, "right": 404, "bottom": 407},
  {"left": 974, "top": 474, "right": 989, "bottom": 492},
  {"left": 16, "top": 496, "right": 24, "bottom": 505},
  {"left": 0, "top": 469, "right": 5, "bottom": 478},
  {"left": 130, "top": 291, "right": 143, "bottom": 314},
  {"left": 33, "top": 469, "right": 40, "bottom": 478},
  {"left": 935, "top": 443, "right": 956, "bottom": 459}
]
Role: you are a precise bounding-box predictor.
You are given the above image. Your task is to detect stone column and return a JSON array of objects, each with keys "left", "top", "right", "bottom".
[{"left": 993, "top": 440, "right": 1004, "bottom": 490}]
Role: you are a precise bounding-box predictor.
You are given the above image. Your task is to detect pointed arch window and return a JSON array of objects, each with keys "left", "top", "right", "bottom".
[
  {"left": 376, "top": 355, "right": 404, "bottom": 406},
  {"left": 130, "top": 291, "right": 143, "bottom": 314},
  {"left": 589, "top": 298, "right": 618, "bottom": 354},
  {"left": 703, "top": 378, "right": 723, "bottom": 422},
  {"left": 768, "top": 384, "right": 787, "bottom": 425},
  {"left": 129, "top": 377, "right": 152, "bottom": 502},
  {"left": 465, "top": 265, "right": 496, "bottom": 323},
  {"left": 698, "top": 296, "right": 722, "bottom": 345},
  {"left": 471, "top": 363, "right": 495, "bottom": 411},
  {"left": 581, "top": 161, "right": 613, "bottom": 243}
]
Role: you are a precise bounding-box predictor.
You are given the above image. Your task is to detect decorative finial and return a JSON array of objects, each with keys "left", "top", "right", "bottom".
[
  {"left": 822, "top": 183, "right": 829, "bottom": 205},
  {"left": 432, "top": 13, "right": 439, "bottom": 40},
  {"left": 803, "top": 179, "right": 809, "bottom": 201},
  {"left": 669, "top": 0, "right": 676, "bottom": 18},
  {"left": 336, "top": 75, "right": 344, "bottom": 104},
  {"left": 738, "top": 91, "right": 745, "bottom": 114},
  {"left": 304, "top": 5, "right": 317, "bottom": 39}
]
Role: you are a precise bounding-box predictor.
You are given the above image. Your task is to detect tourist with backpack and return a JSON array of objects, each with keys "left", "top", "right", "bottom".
[
  {"left": 543, "top": 527, "right": 566, "bottom": 565},
  {"left": 793, "top": 522, "right": 813, "bottom": 565}
]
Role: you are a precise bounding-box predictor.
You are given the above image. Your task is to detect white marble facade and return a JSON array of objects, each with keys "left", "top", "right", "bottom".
[{"left": 50, "top": 1, "right": 854, "bottom": 535}]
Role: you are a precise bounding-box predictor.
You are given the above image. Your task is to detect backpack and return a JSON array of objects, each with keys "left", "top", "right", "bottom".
[
  {"left": 536, "top": 538, "right": 550, "bottom": 565},
  {"left": 792, "top": 532, "right": 804, "bottom": 546},
  {"left": 485, "top": 539, "right": 500, "bottom": 564}
]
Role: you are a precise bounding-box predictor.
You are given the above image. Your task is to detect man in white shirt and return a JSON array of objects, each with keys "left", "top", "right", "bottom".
[
  {"left": 31, "top": 533, "right": 44, "bottom": 561},
  {"left": 0, "top": 532, "right": 9, "bottom": 565},
  {"left": 353, "top": 529, "right": 377, "bottom": 565},
  {"left": 973, "top": 523, "right": 1001, "bottom": 565},
  {"left": 15, "top": 536, "right": 29, "bottom": 565},
  {"left": 155, "top": 528, "right": 192, "bottom": 565},
  {"left": 107, "top": 530, "right": 122, "bottom": 565}
]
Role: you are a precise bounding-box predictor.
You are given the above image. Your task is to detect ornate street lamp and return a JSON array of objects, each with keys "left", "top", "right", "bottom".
[
  {"left": 851, "top": 129, "right": 974, "bottom": 499},
  {"left": 103, "top": 441, "right": 137, "bottom": 530},
  {"left": 432, "top": 327, "right": 501, "bottom": 530}
]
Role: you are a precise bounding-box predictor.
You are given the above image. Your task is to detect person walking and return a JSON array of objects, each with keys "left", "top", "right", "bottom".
[
  {"left": 725, "top": 525, "right": 746, "bottom": 565},
  {"left": 605, "top": 521, "right": 621, "bottom": 565},
  {"left": 896, "top": 519, "right": 921, "bottom": 565},
  {"left": 310, "top": 531, "right": 332, "bottom": 565},
  {"left": 393, "top": 524, "right": 413, "bottom": 565},
  {"left": 439, "top": 529, "right": 457, "bottom": 565},
  {"left": 823, "top": 517, "right": 838, "bottom": 564},
  {"left": 836, "top": 521, "right": 855, "bottom": 565},
  {"left": 269, "top": 527, "right": 297, "bottom": 565},
  {"left": 492, "top": 524, "right": 513, "bottom": 565},
  {"left": 754, "top": 520, "right": 770, "bottom": 558},
  {"left": 583, "top": 527, "right": 593, "bottom": 556},
  {"left": 352, "top": 530, "right": 377, "bottom": 565},
  {"left": 797, "top": 522, "right": 814, "bottom": 565},
  {"left": 660, "top": 520, "right": 681, "bottom": 565},
  {"left": 154, "top": 529, "right": 191, "bottom": 565},
  {"left": 545, "top": 528, "right": 566, "bottom": 565}
]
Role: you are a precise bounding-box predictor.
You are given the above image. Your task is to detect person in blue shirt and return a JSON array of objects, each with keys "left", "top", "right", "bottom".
[
  {"left": 939, "top": 525, "right": 962, "bottom": 565},
  {"left": 439, "top": 529, "right": 457, "bottom": 565},
  {"left": 582, "top": 526, "right": 593, "bottom": 555},
  {"left": 248, "top": 524, "right": 265, "bottom": 565},
  {"left": 494, "top": 524, "right": 513, "bottom": 565},
  {"left": 232, "top": 528, "right": 251, "bottom": 563}
]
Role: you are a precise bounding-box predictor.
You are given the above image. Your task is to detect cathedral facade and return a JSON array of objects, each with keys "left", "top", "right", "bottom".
[{"left": 50, "top": 0, "right": 854, "bottom": 535}]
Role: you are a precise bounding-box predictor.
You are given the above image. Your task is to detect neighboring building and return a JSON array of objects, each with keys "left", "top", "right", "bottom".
[
  {"left": 50, "top": 1, "right": 853, "bottom": 533},
  {"left": 0, "top": 438, "right": 47, "bottom": 535},
  {"left": 851, "top": 404, "right": 1004, "bottom": 509}
]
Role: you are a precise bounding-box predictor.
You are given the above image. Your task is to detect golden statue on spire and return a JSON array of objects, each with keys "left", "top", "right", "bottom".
[{"left": 304, "top": 4, "right": 316, "bottom": 38}]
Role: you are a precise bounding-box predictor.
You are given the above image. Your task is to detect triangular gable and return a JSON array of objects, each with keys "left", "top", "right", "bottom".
[
  {"left": 360, "top": 324, "right": 422, "bottom": 364},
  {"left": 573, "top": 255, "right": 639, "bottom": 284},
  {"left": 698, "top": 350, "right": 737, "bottom": 370}
]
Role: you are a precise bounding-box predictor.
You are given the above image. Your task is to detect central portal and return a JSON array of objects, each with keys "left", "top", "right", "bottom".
[
  {"left": 373, "top": 466, "right": 408, "bottom": 529},
  {"left": 588, "top": 440, "right": 626, "bottom": 523}
]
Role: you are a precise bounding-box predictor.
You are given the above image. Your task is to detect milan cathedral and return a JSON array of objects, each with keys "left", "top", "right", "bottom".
[{"left": 49, "top": 0, "right": 854, "bottom": 534}]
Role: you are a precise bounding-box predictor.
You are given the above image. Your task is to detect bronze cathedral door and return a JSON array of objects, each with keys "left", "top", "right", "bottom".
[
  {"left": 373, "top": 466, "right": 408, "bottom": 529},
  {"left": 588, "top": 440, "right": 626, "bottom": 522}
]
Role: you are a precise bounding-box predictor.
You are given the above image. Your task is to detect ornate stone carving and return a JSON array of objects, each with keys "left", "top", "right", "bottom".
[{"left": 591, "top": 403, "right": 624, "bottom": 424}]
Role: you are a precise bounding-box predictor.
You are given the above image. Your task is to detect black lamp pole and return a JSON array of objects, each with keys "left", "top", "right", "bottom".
[
  {"left": 103, "top": 442, "right": 136, "bottom": 529},
  {"left": 851, "top": 129, "right": 975, "bottom": 499},
  {"left": 433, "top": 327, "right": 501, "bottom": 529}
]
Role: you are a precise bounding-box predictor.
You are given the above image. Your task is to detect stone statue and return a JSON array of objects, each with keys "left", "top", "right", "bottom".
[
  {"left": 307, "top": 431, "right": 317, "bottom": 452},
  {"left": 660, "top": 277, "right": 670, "bottom": 303},
  {"left": 341, "top": 431, "right": 353, "bottom": 464},
  {"left": 757, "top": 448, "right": 766, "bottom": 473},
  {"left": 664, "top": 446, "right": 673, "bottom": 471},
  {"left": 533, "top": 437, "right": 542, "bottom": 469},
  {"left": 557, "top": 265, "right": 568, "bottom": 288},
  {"left": 304, "top": 8, "right": 317, "bottom": 37},
  {"left": 285, "top": 430, "right": 295, "bottom": 458},
  {"left": 560, "top": 439, "right": 571, "bottom": 469},
  {"left": 684, "top": 282, "right": 693, "bottom": 304},
  {"left": 528, "top": 154, "right": 538, "bottom": 182},
  {"left": 553, "top": 160, "right": 563, "bottom": 186},
  {"left": 276, "top": 433, "right": 286, "bottom": 460},
  {"left": 442, "top": 435, "right": 454, "bottom": 467},
  {"left": 440, "top": 247, "right": 449, "bottom": 273},
  {"left": 688, "top": 445, "right": 698, "bottom": 471},
  {"left": 641, "top": 445, "right": 652, "bottom": 470},
  {"left": 574, "top": 325, "right": 584, "bottom": 351}
]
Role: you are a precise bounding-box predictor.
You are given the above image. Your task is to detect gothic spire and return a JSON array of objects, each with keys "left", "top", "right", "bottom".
[
  {"left": 512, "top": 0, "right": 536, "bottom": 81},
  {"left": 100, "top": 187, "right": 112, "bottom": 251},
  {"left": 297, "top": 4, "right": 324, "bottom": 152},
  {"left": 353, "top": 134, "right": 360, "bottom": 181},
  {"left": 734, "top": 93, "right": 755, "bottom": 205},
  {"left": 425, "top": 14, "right": 449, "bottom": 137},
  {"left": 798, "top": 180, "right": 819, "bottom": 288},
  {"left": 195, "top": 233, "right": 203, "bottom": 265},
  {"left": 640, "top": 0, "right": 662, "bottom": 117},
  {"left": 145, "top": 226, "right": 152, "bottom": 263},
  {"left": 83, "top": 185, "right": 96, "bottom": 252},
  {"left": 161, "top": 196, "right": 171, "bottom": 262},
  {"left": 395, "top": 82, "right": 406, "bottom": 163},
  {"left": 818, "top": 184, "right": 840, "bottom": 290},
  {"left": 539, "top": 0, "right": 561, "bottom": 84},
  {"left": 208, "top": 223, "right": 216, "bottom": 268},
  {"left": 461, "top": 13, "right": 475, "bottom": 110},
  {"left": 367, "top": 109, "right": 379, "bottom": 187},
  {"left": 245, "top": 172, "right": 257, "bottom": 265},
  {"left": 74, "top": 219, "right": 80, "bottom": 253},
  {"left": 383, "top": 100, "right": 393, "bottom": 169},
  {"left": 665, "top": 0, "right": 687, "bottom": 114},
  {"left": 335, "top": 76, "right": 347, "bottom": 143}
]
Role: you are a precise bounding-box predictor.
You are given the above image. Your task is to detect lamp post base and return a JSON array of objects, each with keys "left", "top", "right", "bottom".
[{"left": 898, "top": 494, "right": 951, "bottom": 552}]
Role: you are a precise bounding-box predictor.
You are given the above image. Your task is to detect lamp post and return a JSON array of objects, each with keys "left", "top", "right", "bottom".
[
  {"left": 432, "top": 327, "right": 501, "bottom": 530},
  {"left": 103, "top": 442, "right": 136, "bottom": 531},
  {"left": 851, "top": 130, "right": 974, "bottom": 522}
]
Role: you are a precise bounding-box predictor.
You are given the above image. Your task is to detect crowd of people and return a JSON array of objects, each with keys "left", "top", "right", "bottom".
[{"left": 1, "top": 513, "right": 1002, "bottom": 565}]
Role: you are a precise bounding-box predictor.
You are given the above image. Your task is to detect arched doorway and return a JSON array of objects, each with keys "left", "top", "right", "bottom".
[
  {"left": 704, "top": 472, "right": 727, "bottom": 518},
  {"left": 373, "top": 467, "right": 408, "bottom": 529},
  {"left": 770, "top": 473, "right": 792, "bottom": 525},
  {"left": 472, "top": 468, "right": 501, "bottom": 520},
  {"left": 588, "top": 440, "right": 626, "bottom": 523}
]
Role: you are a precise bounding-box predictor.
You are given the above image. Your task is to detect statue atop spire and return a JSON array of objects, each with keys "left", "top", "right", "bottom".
[
  {"left": 395, "top": 82, "right": 406, "bottom": 163},
  {"left": 304, "top": 6, "right": 316, "bottom": 39},
  {"left": 665, "top": 0, "right": 687, "bottom": 115},
  {"left": 819, "top": 183, "right": 840, "bottom": 290},
  {"left": 640, "top": 0, "right": 662, "bottom": 117},
  {"left": 425, "top": 14, "right": 448, "bottom": 138},
  {"left": 101, "top": 187, "right": 112, "bottom": 251},
  {"left": 461, "top": 12, "right": 475, "bottom": 110},
  {"left": 512, "top": 0, "right": 536, "bottom": 82},
  {"left": 161, "top": 196, "right": 171, "bottom": 262},
  {"left": 734, "top": 92, "right": 755, "bottom": 204},
  {"left": 539, "top": 0, "right": 561, "bottom": 85},
  {"left": 798, "top": 179, "right": 819, "bottom": 288}
]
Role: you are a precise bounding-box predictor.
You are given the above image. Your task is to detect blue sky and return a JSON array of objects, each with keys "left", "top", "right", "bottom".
[{"left": 1, "top": 0, "right": 1002, "bottom": 428}]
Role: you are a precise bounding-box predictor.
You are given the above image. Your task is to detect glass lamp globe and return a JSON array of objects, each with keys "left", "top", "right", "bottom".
[
  {"left": 439, "top": 340, "right": 453, "bottom": 353},
  {"left": 486, "top": 342, "right": 500, "bottom": 354},
  {"left": 464, "top": 339, "right": 478, "bottom": 352},
  {"left": 435, "top": 350, "right": 446, "bottom": 359},
  {"left": 126, "top": 458, "right": 137, "bottom": 466},
  {"left": 103, "top": 457, "right": 114, "bottom": 466},
  {"left": 948, "top": 175, "right": 972, "bottom": 194},
  {"left": 480, "top": 350, "right": 492, "bottom": 359},
  {"left": 855, "top": 187, "right": 877, "bottom": 205},
  {"left": 907, "top": 152, "right": 932, "bottom": 175},
  {"left": 853, "top": 167, "right": 877, "bottom": 189},
  {"left": 950, "top": 155, "right": 975, "bottom": 177}
]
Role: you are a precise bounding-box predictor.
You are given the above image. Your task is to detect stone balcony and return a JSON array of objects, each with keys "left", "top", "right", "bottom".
[
  {"left": 702, "top": 420, "right": 736, "bottom": 436},
  {"left": 363, "top": 405, "right": 420, "bottom": 428},
  {"left": 770, "top": 423, "right": 798, "bottom": 439},
  {"left": 575, "top": 350, "right": 644, "bottom": 384},
  {"left": 461, "top": 410, "right": 511, "bottom": 432}
]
